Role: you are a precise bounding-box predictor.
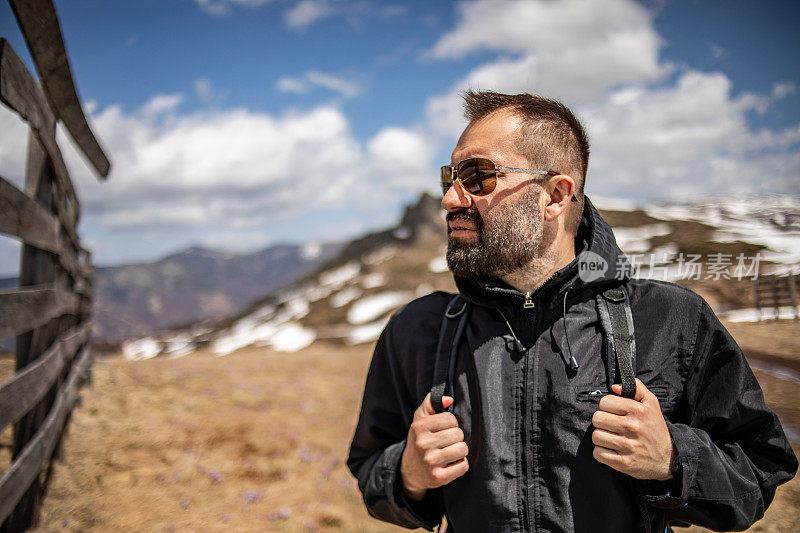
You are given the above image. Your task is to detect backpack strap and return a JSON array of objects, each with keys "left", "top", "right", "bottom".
[
  {"left": 430, "top": 294, "right": 471, "bottom": 414},
  {"left": 595, "top": 285, "right": 637, "bottom": 399}
]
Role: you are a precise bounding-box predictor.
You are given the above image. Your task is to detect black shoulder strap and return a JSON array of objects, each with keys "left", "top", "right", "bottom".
[
  {"left": 596, "top": 285, "right": 637, "bottom": 399},
  {"left": 430, "top": 294, "right": 470, "bottom": 414}
]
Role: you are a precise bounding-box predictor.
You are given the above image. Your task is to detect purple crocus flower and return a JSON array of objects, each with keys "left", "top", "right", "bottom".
[{"left": 244, "top": 490, "right": 264, "bottom": 504}]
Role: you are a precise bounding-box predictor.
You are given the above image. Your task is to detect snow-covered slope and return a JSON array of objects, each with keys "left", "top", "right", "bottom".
[{"left": 122, "top": 194, "right": 800, "bottom": 360}]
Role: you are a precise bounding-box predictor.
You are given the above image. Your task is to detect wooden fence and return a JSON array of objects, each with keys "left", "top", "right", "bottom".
[
  {"left": 753, "top": 270, "right": 799, "bottom": 321},
  {"left": 0, "top": 0, "right": 110, "bottom": 530}
]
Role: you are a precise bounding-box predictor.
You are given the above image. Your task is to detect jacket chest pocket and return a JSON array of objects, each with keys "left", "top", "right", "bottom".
[{"left": 575, "top": 383, "right": 673, "bottom": 418}]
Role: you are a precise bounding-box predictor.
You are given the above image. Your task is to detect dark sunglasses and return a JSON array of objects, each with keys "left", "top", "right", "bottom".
[{"left": 441, "top": 157, "right": 565, "bottom": 197}]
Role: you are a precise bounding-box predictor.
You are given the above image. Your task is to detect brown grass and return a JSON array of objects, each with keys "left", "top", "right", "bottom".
[
  {"left": 25, "top": 321, "right": 800, "bottom": 532},
  {"left": 31, "top": 343, "right": 398, "bottom": 532}
]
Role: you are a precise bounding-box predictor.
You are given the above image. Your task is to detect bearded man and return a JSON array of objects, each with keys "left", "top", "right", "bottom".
[{"left": 347, "top": 91, "right": 797, "bottom": 532}]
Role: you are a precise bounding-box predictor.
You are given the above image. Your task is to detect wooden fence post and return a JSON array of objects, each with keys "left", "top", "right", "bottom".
[
  {"left": 771, "top": 275, "right": 779, "bottom": 320},
  {"left": 5, "top": 131, "right": 60, "bottom": 532},
  {"left": 0, "top": 4, "right": 109, "bottom": 527},
  {"left": 753, "top": 277, "right": 761, "bottom": 322}
]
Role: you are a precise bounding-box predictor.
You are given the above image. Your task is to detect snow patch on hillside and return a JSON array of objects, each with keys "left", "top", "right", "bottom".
[
  {"left": 720, "top": 306, "right": 799, "bottom": 322},
  {"left": 644, "top": 196, "right": 800, "bottom": 268},
  {"left": 211, "top": 298, "right": 311, "bottom": 356},
  {"left": 612, "top": 223, "right": 671, "bottom": 252},
  {"left": 331, "top": 286, "right": 362, "bottom": 308},
  {"left": 348, "top": 317, "right": 390, "bottom": 344},
  {"left": 364, "top": 246, "right": 397, "bottom": 265},
  {"left": 347, "top": 291, "right": 412, "bottom": 325},
  {"left": 319, "top": 262, "right": 360, "bottom": 287},
  {"left": 122, "top": 337, "right": 161, "bottom": 360},
  {"left": 429, "top": 255, "right": 449, "bottom": 273},
  {"left": 361, "top": 273, "right": 386, "bottom": 289},
  {"left": 301, "top": 242, "right": 322, "bottom": 260}
]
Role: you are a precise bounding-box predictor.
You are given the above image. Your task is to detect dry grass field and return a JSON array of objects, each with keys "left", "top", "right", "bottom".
[{"left": 6, "top": 320, "right": 797, "bottom": 532}]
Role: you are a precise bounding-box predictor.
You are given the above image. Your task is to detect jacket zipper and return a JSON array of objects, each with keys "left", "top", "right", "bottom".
[
  {"left": 523, "top": 291, "right": 534, "bottom": 308},
  {"left": 522, "top": 298, "right": 539, "bottom": 532},
  {"left": 520, "top": 320, "right": 531, "bottom": 532}
]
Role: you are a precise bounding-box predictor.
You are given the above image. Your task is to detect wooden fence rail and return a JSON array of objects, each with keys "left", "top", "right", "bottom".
[
  {"left": 753, "top": 270, "right": 800, "bottom": 321},
  {"left": 0, "top": 0, "right": 110, "bottom": 530}
]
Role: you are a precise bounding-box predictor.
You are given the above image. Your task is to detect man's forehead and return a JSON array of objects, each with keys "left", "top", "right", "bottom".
[{"left": 452, "top": 109, "right": 524, "bottom": 163}]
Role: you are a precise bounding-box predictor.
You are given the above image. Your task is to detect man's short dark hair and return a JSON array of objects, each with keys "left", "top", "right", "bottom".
[{"left": 462, "top": 90, "right": 589, "bottom": 233}]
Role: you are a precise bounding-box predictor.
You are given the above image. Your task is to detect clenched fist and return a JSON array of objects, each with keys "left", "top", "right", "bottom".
[
  {"left": 400, "top": 393, "right": 469, "bottom": 501},
  {"left": 592, "top": 378, "right": 677, "bottom": 481}
]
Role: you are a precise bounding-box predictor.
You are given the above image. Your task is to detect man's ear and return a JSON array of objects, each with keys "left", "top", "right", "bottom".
[{"left": 543, "top": 174, "right": 575, "bottom": 222}]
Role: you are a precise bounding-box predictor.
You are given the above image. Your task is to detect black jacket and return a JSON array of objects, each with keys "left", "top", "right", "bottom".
[{"left": 347, "top": 197, "right": 797, "bottom": 532}]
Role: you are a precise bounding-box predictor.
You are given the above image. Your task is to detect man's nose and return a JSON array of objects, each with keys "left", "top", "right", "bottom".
[{"left": 442, "top": 180, "right": 473, "bottom": 212}]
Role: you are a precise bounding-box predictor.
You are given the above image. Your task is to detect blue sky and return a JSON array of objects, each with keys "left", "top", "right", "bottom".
[{"left": 0, "top": 0, "right": 798, "bottom": 276}]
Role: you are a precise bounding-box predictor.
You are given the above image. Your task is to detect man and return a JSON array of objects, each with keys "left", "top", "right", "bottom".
[{"left": 347, "top": 91, "right": 797, "bottom": 532}]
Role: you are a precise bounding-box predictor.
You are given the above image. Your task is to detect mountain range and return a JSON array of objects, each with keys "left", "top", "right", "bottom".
[
  {"left": 120, "top": 192, "right": 800, "bottom": 360},
  {"left": 0, "top": 241, "right": 341, "bottom": 348}
]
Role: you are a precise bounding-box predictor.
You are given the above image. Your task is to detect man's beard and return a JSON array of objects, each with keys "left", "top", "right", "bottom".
[{"left": 446, "top": 188, "right": 545, "bottom": 279}]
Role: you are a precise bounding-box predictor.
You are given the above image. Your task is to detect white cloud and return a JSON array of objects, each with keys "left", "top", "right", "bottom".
[
  {"left": 430, "top": 0, "right": 658, "bottom": 60},
  {"left": 194, "top": 78, "right": 213, "bottom": 103},
  {"left": 276, "top": 77, "right": 309, "bottom": 94},
  {"left": 275, "top": 70, "right": 364, "bottom": 98},
  {"left": 582, "top": 71, "right": 800, "bottom": 198},
  {"left": 194, "top": 0, "right": 273, "bottom": 16},
  {"left": 283, "top": 0, "right": 404, "bottom": 31},
  {"left": 0, "top": 93, "right": 438, "bottom": 265},
  {"left": 772, "top": 82, "right": 796, "bottom": 100},
  {"left": 380, "top": 5, "right": 407, "bottom": 18},
  {"left": 141, "top": 93, "right": 183, "bottom": 115},
  {"left": 422, "top": 0, "right": 669, "bottom": 139},
  {"left": 284, "top": 0, "right": 336, "bottom": 30},
  {"left": 193, "top": 77, "right": 226, "bottom": 105},
  {"left": 418, "top": 0, "right": 799, "bottom": 199},
  {"left": 367, "top": 127, "right": 435, "bottom": 184}
]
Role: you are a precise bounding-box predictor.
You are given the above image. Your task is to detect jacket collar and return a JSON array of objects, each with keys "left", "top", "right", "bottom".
[{"left": 454, "top": 195, "right": 630, "bottom": 312}]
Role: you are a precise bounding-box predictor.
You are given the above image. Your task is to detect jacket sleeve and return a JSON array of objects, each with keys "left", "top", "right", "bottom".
[
  {"left": 347, "top": 309, "right": 445, "bottom": 530},
  {"left": 636, "top": 298, "right": 798, "bottom": 530}
]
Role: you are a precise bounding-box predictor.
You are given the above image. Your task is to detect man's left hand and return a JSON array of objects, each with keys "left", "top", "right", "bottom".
[{"left": 591, "top": 378, "right": 677, "bottom": 481}]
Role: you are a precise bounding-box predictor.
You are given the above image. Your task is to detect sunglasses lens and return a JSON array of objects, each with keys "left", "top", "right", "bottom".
[
  {"left": 440, "top": 166, "right": 454, "bottom": 195},
  {"left": 458, "top": 158, "right": 496, "bottom": 195}
]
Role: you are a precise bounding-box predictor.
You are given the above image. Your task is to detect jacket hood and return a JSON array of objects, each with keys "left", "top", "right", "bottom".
[{"left": 454, "top": 195, "right": 631, "bottom": 311}]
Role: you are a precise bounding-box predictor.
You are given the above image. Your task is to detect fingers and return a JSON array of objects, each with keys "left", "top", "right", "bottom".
[
  {"left": 415, "top": 393, "right": 435, "bottom": 419},
  {"left": 592, "top": 445, "right": 624, "bottom": 468},
  {"left": 632, "top": 378, "right": 647, "bottom": 402},
  {"left": 591, "top": 427, "right": 627, "bottom": 452},
  {"left": 411, "top": 411, "right": 460, "bottom": 434},
  {"left": 424, "top": 441, "right": 469, "bottom": 468},
  {"left": 598, "top": 394, "right": 645, "bottom": 416},
  {"left": 414, "top": 393, "right": 454, "bottom": 420},
  {"left": 434, "top": 426, "right": 466, "bottom": 448},
  {"left": 592, "top": 410, "right": 639, "bottom": 437},
  {"left": 610, "top": 378, "right": 649, "bottom": 402},
  {"left": 434, "top": 457, "right": 469, "bottom": 484}
]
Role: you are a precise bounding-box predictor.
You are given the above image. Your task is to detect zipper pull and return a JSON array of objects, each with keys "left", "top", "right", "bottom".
[{"left": 523, "top": 292, "right": 535, "bottom": 309}]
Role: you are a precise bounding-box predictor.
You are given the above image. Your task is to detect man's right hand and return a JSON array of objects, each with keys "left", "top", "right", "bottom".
[{"left": 400, "top": 393, "right": 469, "bottom": 501}]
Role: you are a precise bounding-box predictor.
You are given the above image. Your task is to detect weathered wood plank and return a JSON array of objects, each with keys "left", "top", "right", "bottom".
[
  {"left": 0, "top": 345, "right": 92, "bottom": 524},
  {"left": 7, "top": 0, "right": 110, "bottom": 178},
  {"left": 0, "top": 171, "right": 82, "bottom": 284},
  {"left": 0, "top": 285, "right": 79, "bottom": 338},
  {"left": 0, "top": 40, "right": 82, "bottom": 244},
  {"left": 0, "top": 322, "right": 89, "bottom": 433},
  {"left": 0, "top": 176, "right": 60, "bottom": 253},
  {"left": 7, "top": 131, "right": 61, "bottom": 531}
]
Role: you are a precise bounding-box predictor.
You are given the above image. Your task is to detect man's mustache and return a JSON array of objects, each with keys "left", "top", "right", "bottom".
[{"left": 446, "top": 208, "right": 482, "bottom": 227}]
